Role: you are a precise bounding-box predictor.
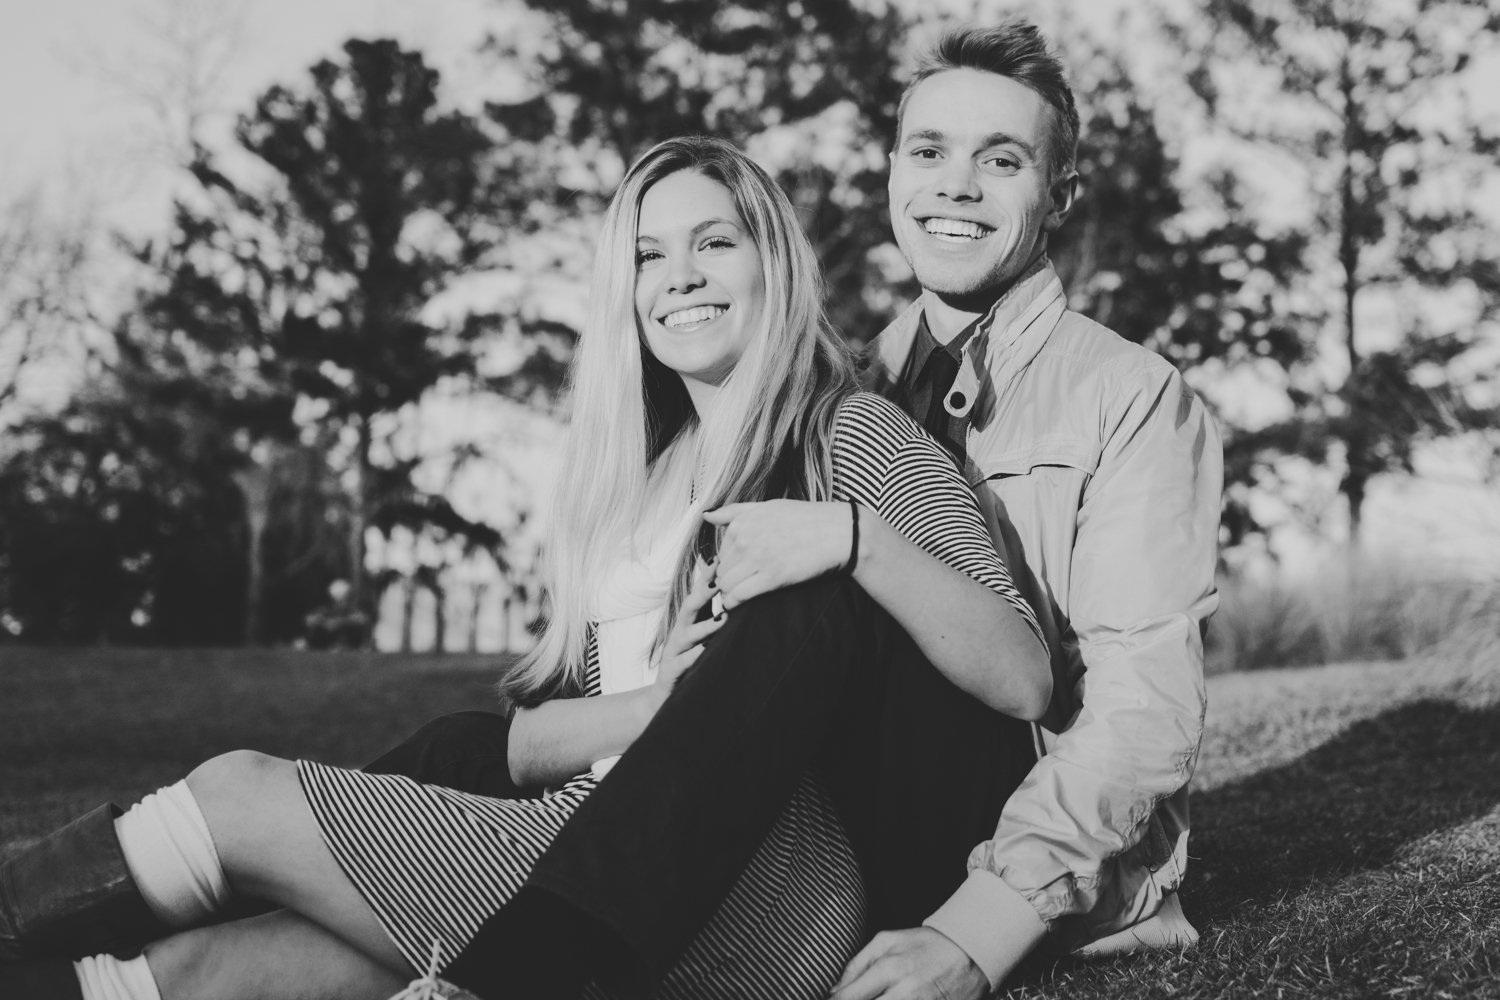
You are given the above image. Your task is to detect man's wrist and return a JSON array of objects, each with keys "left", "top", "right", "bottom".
[{"left": 924, "top": 870, "right": 1049, "bottom": 990}]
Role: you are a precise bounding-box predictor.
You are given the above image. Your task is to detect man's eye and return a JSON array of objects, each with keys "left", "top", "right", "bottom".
[
  {"left": 909, "top": 147, "right": 940, "bottom": 160},
  {"left": 985, "top": 155, "right": 1021, "bottom": 172}
]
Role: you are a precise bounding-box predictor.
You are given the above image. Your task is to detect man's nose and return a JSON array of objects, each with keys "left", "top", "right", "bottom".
[{"left": 934, "top": 159, "right": 981, "bottom": 201}]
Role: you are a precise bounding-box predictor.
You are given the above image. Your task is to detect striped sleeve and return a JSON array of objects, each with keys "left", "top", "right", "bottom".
[{"left": 830, "top": 393, "right": 1045, "bottom": 648}]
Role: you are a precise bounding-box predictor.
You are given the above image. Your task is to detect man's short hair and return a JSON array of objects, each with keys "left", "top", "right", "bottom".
[{"left": 897, "top": 20, "right": 1081, "bottom": 182}]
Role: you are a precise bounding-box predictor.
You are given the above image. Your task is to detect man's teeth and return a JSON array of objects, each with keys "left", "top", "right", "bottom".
[
  {"left": 923, "top": 218, "right": 992, "bottom": 240},
  {"left": 663, "top": 305, "right": 728, "bottom": 328}
]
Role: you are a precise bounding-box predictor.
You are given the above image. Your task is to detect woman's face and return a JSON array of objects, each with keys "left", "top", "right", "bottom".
[{"left": 634, "top": 170, "right": 766, "bottom": 394}]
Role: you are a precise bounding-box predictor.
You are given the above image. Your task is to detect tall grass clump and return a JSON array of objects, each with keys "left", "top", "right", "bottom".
[{"left": 1206, "top": 555, "right": 1500, "bottom": 675}]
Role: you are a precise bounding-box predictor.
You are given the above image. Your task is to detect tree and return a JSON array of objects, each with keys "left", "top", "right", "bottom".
[
  {"left": 159, "top": 37, "right": 505, "bottom": 636},
  {"left": 0, "top": 39, "right": 508, "bottom": 645},
  {"left": 1178, "top": 0, "right": 1500, "bottom": 539}
]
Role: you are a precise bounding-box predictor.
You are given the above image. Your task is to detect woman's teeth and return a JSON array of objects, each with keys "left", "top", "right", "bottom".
[
  {"left": 923, "top": 218, "right": 992, "bottom": 241},
  {"left": 663, "top": 305, "right": 728, "bottom": 328}
]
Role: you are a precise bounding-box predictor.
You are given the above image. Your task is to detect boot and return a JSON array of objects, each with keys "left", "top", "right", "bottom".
[
  {"left": 0, "top": 960, "right": 85, "bottom": 999},
  {"left": 1, "top": 805, "right": 168, "bottom": 962}
]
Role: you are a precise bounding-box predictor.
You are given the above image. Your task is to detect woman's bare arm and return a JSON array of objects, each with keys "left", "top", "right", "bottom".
[
  {"left": 508, "top": 564, "right": 723, "bottom": 788},
  {"left": 507, "top": 692, "right": 655, "bottom": 788}
]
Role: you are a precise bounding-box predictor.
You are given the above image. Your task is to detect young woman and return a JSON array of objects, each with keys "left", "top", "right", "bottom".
[{"left": 0, "top": 137, "right": 1050, "bottom": 1000}]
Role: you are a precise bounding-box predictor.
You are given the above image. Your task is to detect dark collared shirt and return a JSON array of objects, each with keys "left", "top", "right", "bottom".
[{"left": 897, "top": 312, "right": 975, "bottom": 468}]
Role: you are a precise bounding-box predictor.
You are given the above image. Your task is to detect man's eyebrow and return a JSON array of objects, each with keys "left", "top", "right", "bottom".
[
  {"left": 901, "top": 128, "right": 946, "bottom": 145},
  {"left": 978, "top": 132, "right": 1038, "bottom": 159}
]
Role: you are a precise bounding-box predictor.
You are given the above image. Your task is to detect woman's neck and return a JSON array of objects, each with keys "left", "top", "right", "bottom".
[{"left": 681, "top": 374, "right": 719, "bottom": 415}]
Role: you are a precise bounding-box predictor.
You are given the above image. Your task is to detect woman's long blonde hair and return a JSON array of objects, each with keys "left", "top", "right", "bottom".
[{"left": 502, "top": 136, "right": 858, "bottom": 709}]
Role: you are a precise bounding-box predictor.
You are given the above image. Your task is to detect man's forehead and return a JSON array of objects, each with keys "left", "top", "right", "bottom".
[{"left": 898, "top": 68, "right": 1050, "bottom": 146}]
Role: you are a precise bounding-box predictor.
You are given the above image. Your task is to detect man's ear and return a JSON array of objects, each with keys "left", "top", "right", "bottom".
[{"left": 1041, "top": 169, "right": 1078, "bottom": 234}]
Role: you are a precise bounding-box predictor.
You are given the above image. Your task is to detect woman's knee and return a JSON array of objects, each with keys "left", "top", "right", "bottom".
[
  {"left": 184, "top": 750, "right": 297, "bottom": 836},
  {"left": 187, "top": 749, "right": 286, "bottom": 799}
]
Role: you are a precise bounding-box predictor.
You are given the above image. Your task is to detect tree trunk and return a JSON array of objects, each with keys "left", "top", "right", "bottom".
[
  {"left": 232, "top": 455, "right": 276, "bottom": 647},
  {"left": 400, "top": 576, "right": 416, "bottom": 653},
  {"left": 346, "top": 416, "right": 373, "bottom": 645},
  {"left": 1338, "top": 52, "right": 1364, "bottom": 545},
  {"left": 468, "top": 582, "right": 487, "bottom": 653},
  {"left": 432, "top": 582, "right": 447, "bottom": 654}
]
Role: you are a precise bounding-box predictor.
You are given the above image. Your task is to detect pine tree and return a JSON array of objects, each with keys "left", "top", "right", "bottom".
[{"left": 1180, "top": 0, "right": 1500, "bottom": 539}]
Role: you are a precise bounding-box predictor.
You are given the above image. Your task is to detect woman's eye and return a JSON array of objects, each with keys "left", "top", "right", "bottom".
[
  {"left": 636, "top": 249, "right": 662, "bottom": 266},
  {"left": 701, "top": 236, "right": 735, "bottom": 250}
]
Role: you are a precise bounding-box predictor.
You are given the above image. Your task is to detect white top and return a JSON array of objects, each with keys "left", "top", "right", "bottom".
[{"left": 588, "top": 442, "right": 699, "bottom": 777}]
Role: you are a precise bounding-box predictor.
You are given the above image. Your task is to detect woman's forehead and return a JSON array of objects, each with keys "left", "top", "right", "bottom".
[{"left": 637, "top": 170, "right": 746, "bottom": 238}]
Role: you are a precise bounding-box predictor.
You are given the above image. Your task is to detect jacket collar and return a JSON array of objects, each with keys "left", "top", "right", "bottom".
[{"left": 863, "top": 258, "right": 1067, "bottom": 430}]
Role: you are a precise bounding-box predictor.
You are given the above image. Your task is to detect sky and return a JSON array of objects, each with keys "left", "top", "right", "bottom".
[{"left": 2, "top": 0, "right": 1498, "bottom": 592}]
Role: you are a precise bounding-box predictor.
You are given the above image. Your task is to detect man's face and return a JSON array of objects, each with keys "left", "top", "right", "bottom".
[{"left": 889, "top": 68, "right": 1072, "bottom": 301}]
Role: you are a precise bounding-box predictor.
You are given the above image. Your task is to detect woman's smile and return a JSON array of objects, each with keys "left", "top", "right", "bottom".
[{"left": 658, "top": 303, "right": 730, "bottom": 330}]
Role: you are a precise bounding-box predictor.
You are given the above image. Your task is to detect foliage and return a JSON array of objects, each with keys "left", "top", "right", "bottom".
[
  {"left": 0, "top": 371, "right": 244, "bottom": 644},
  {"left": 1176, "top": 0, "right": 1500, "bottom": 537},
  {"left": 0, "top": 39, "right": 507, "bottom": 645}
]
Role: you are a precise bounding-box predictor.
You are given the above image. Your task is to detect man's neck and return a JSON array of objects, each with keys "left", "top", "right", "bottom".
[{"left": 920, "top": 246, "right": 1047, "bottom": 345}]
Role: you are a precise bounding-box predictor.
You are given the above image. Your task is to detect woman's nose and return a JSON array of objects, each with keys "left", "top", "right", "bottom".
[{"left": 666, "top": 254, "right": 706, "bottom": 294}]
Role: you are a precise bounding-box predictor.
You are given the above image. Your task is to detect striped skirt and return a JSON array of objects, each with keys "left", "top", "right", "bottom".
[{"left": 296, "top": 762, "right": 865, "bottom": 999}]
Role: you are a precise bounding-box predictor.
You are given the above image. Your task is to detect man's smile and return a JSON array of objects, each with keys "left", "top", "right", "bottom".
[{"left": 919, "top": 216, "right": 995, "bottom": 242}]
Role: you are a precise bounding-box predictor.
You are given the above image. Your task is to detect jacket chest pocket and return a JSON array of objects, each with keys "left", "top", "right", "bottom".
[{"left": 971, "top": 436, "right": 1101, "bottom": 485}]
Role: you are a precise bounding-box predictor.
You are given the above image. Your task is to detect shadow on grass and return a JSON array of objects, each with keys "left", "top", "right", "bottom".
[{"left": 1185, "top": 698, "right": 1500, "bottom": 927}]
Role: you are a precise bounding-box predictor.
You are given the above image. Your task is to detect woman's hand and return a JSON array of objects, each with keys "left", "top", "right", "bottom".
[
  {"left": 647, "top": 559, "right": 725, "bottom": 712},
  {"left": 703, "top": 500, "right": 856, "bottom": 611}
]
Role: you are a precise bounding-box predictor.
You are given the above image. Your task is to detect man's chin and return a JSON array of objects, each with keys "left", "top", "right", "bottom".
[{"left": 910, "top": 267, "right": 1006, "bottom": 301}]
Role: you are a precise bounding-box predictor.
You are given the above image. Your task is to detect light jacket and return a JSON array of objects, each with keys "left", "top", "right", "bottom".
[{"left": 860, "top": 260, "right": 1223, "bottom": 984}]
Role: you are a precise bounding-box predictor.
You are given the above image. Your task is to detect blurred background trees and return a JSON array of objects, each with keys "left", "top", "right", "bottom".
[
  {"left": 0, "top": 0, "right": 1495, "bottom": 650},
  {"left": 1180, "top": 0, "right": 1500, "bottom": 540}
]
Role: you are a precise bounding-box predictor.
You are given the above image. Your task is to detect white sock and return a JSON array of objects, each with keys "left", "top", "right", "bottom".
[
  {"left": 73, "top": 954, "right": 163, "bottom": 1000},
  {"left": 114, "top": 780, "right": 231, "bottom": 928}
]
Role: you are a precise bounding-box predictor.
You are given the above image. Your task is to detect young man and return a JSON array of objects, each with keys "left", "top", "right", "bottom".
[{"left": 830, "top": 22, "right": 1222, "bottom": 999}]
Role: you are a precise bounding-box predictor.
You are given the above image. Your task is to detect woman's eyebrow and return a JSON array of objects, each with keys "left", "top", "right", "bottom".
[
  {"left": 691, "top": 218, "right": 740, "bottom": 236},
  {"left": 637, "top": 218, "right": 741, "bottom": 243}
]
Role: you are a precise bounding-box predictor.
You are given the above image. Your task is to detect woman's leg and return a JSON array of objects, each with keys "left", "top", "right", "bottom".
[
  {"left": 182, "top": 751, "right": 411, "bottom": 976},
  {"left": 144, "top": 909, "right": 405, "bottom": 1000}
]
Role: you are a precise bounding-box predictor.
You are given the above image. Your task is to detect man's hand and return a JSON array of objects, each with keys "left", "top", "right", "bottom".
[
  {"left": 830, "top": 928, "right": 990, "bottom": 1000},
  {"left": 703, "top": 500, "right": 855, "bottom": 610}
]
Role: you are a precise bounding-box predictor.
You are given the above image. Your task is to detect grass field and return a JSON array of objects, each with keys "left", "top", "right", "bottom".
[{"left": 3, "top": 647, "right": 1498, "bottom": 998}]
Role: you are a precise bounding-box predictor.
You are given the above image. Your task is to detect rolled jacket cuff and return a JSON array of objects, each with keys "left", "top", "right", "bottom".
[{"left": 923, "top": 870, "right": 1049, "bottom": 991}]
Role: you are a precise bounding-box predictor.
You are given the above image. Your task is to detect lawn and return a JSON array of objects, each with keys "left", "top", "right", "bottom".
[{"left": 3, "top": 647, "right": 1498, "bottom": 998}]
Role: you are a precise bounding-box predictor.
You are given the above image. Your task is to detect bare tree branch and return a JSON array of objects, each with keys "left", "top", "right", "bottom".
[
  {"left": 0, "top": 196, "right": 91, "bottom": 409},
  {"left": 68, "top": 0, "right": 249, "bottom": 166}
]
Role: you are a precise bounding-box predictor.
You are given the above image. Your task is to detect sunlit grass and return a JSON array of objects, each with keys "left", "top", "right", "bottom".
[{"left": 1206, "top": 557, "right": 1500, "bottom": 675}]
